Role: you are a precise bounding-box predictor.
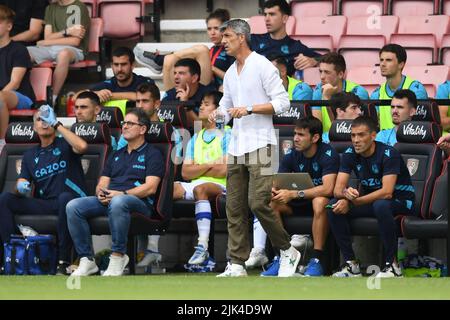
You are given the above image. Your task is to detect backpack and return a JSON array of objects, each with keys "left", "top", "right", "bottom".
[{"left": 3, "top": 235, "right": 57, "bottom": 275}]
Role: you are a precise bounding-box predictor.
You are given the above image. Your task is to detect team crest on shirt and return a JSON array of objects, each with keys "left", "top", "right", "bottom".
[
  {"left": 299, "top": 164, "right": 304, "bottom": 171},
  {"left": 81, "top": 159, "right": 90, "bottom": 175},
  {"left": 281, "top": 45, "right": 289, "bottom": 54},
  {"left": 371, "top": 164, "right": 379, "bottom": 174},
  {"left": 138, "top": 155, "right": 145, "bottom": 163},
  {"left": 312, "top": 162, "right": 319, "bottom": 172},
  {"left": 15, "top": 159, "right": 22, "bottom": 175},
  {"left": 356, "top": 164, "right": 362, "bottom": 171},
  {"left": 345, "top": 147, "right": 353, "bottom": 154},
  {"left": 406, "top": 158, "right": 420, "bottom": 176},
  {"left": 259, "top": 43, "right": 265, "bottom": 49},
  {"left": 53, "top": 148, "right": 61, "bottom": 156},
  {"left": 384, "top": 149, "right": 391, "bottom": 157},
  {"left": 325, "top": 150, "right": 332, "bottom": 157}
]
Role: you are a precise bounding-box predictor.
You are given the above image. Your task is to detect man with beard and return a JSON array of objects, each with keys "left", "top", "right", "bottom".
[{"left": 91, "top": 47, "right": 155, "bottom": 116}]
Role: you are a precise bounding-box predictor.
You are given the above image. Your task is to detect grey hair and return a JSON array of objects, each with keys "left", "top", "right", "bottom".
[{"left": 220, "top": 19, "right": 251, "bottom": 47}]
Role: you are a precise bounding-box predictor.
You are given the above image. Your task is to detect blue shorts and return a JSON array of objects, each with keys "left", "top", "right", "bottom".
[{"left": 14, "top": 91, "right": 33, "bottom": 110}]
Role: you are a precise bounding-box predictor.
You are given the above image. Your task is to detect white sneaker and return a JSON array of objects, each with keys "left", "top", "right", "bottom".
[
  {"left": 71, "top": 257, "right": 99, "bottom": 276},
  {"left": 216, "top": 263, "right": 248, "bottom": 277},
  {"left": 332, "top": 261, "right": 362, "bottom": 277},
  {"left": 245, "top": 248, "right": 269, "bottom": 269},
  {"left": 278, "top": 246, "right": 301, "bottom": 277},
  {"left": 133, "top": 46, "right": 162, "bottom": 73},
  {"left": 376, "top": 263, "right": 403, "bottom": 278},
  {"left": 188, "top": 245, "right": 209, "bottom": 265},
  {"left": 290, "top": 234, "right": 312, "bottom": 250},
  {"left": 102, "top": 254, "right": 129, "bottom": 276},
  {"left": 136, "top": 250, "right": 162, "bottom": 267}
]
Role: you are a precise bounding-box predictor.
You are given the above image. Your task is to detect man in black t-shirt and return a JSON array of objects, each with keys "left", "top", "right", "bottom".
[
  {"left": 246, "top": 117, "right": 339, "bottom": 277},
  {"left": 0, "top": 105, "right": 88, "bottom": 275},
  {"left": 0, "top": 5, "right": 35, "bottom": 152},
  {"left": 0, "top": 0, "right": 47, "bottom": 46},
  {"left": 90, "top": 47, "right": 155, "bottom": 116},
  {"left": 327, "top": 116, "right": 415, "bottom": 278},
  {"left": 162, "top": 58, "right": 214, "bottom": 127}
]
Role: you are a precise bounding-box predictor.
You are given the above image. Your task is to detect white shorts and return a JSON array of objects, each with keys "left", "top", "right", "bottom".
[{"left": 176, "top": 180, "right": 226, "bottom": 200}]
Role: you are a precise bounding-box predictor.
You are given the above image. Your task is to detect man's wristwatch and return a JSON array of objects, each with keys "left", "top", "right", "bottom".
[
  {"left": 246, "top": 105, "right": 253, "bottom": 115},
  {"left": 297, "top": 190, "right": 305, "bottom": 199},
  {"left": 123, "top": 190, "right": 128, "bottom": 195},
  {"left": 53, "top": 121, "right": 62, "bottom": 130},
  {"left": 63, "top": 29, "right": 68, "bottom": 37}
]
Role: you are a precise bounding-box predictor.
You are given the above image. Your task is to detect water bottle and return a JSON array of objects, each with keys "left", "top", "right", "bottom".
[
  {"left": 397, "top": 237, "right": 407, "bottom": 262},
  {"left": 18, "top": 224, "right": 38, "bottom": 237},
  {"left": 295, "top": 70, "right": 304, "bottom": 81},
  {"left": 39, "top": 105, "right": 50, "bottom": 128},
  {"left": 215, "top": 110, "right": 225, "bottom": 130}
]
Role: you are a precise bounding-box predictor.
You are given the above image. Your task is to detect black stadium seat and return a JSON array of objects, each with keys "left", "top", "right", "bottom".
[
  {"left": 0, "top": 122, "right": 40, "bottom": 195},
  {"left": 96, "top": 106, "right": 123, "bottom": 141},
  {"left": 411, "top": 100, "right": 441, "bottom": 124},
  {"left": 401, "top": 158, "right": 449, "bottom": 270}
]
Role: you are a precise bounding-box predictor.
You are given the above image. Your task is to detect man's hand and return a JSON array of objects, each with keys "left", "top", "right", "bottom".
[
  {"left": 321, "top": 83, "right": 339, "bottom": 99},
  {"left": 95, "top": 89, "right": 112, "bottom": 103},
  {"left": 294, "top": 54, "right": 318, "bottom": 70},
  {"left": 272, "top": 189, "right": 296, "bottom": 204},
  {"left": 17, "top": 181, "right": 31, "bottom": 195},
  {"left": 332, "top": 199, "right": 351, "bottom": 215},
  {"left": 67, "top": 25, "right": 86, "bottom": 39},
  {"left": 437, "top": 134, "right": 450, "bottom": 153},
  {"left": 343, "top": 187, "right": 359, "bottom": 201},
  {"left": 228, "top": 107, "right": 248, "bottom": 119},
  {"left": 208, "top": 109, "right": 218, "bottom": 123},
  {"left": 176, "top": 84, "right": 190, "bottom": 102},
  {"left": 104, "top": 189, "right": 127, "bottom": 201}
]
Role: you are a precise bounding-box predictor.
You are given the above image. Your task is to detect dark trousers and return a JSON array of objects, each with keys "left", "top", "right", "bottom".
[
  {"left": 0, "top": 192, "right": 76, "bottom": 262},
  {"left": 327, "top": 198, "right": 415, "bottom": 264}
]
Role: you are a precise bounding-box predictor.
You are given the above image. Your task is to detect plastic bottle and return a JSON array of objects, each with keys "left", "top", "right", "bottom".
[
  {"left": 39, "top": 105, "right": 50, "bottom": 128},
  {"left": 215, "top": 110, "right": 225, "bottom": 130},
  {"left": 397, "top": 237, "right": 407, "bottom": 262},
  {"left": 18, "top": 224, "right": 38, "bottom": 237},
  {"left": 295, "top": 70, "right": 304, "bottom": 81}
]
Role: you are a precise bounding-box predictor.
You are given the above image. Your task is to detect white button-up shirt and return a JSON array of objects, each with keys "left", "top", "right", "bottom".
[{"left": 218, "top": 51, "right": 290, "bottom": 157}]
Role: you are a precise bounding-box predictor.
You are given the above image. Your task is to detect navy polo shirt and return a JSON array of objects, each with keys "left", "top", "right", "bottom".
[
  {"left": 340, "top": 141, "right": 415, "bottom": 210},
  {"left": 102, "top": 142, "right": 165, "bottom": 206},
  {"left": 279, "top": 142, "right": 340, "bottom": 186},
  {"left": 91, "top": 73, "right": 155, "bottom": 92},
  {"left": 19, "top": 137, "right": 87, "bottom": 199},
  {"left": 251, "top": 33, "right": 320, "bottom": 73}
]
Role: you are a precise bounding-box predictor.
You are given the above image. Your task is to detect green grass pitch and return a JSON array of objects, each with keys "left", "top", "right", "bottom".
[{"left": 1, "top": 273, "right": 450, "bottom": 300}]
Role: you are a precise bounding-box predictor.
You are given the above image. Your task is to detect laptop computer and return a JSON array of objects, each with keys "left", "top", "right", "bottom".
[{"left": 273, "top": 173, "right": 314, "bottom": 190}]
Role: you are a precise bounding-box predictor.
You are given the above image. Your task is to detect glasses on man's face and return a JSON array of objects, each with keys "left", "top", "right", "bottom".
[{"left": 121, "top": 121, "right": 143, "bottom": 127}]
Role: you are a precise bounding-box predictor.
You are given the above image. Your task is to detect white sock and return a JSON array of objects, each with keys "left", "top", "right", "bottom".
[
  {"left": 253, "top": 216, "right": 267, "bottom": 251},
  {"left": 53, "top": 95, "right": 58, "bottom": 105},
  {"left": 195, "top": 200, "right": 211, "bottom": 249},
  {"left": 147, "top": 235, "right": 160, "bottom": 252}
]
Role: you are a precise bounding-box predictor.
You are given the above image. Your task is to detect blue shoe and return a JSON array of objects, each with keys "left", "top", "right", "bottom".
[
  {"left": 303, "top": 258, "right": 324, "bottom": 276},
  {"left": 260, "top": 256, "right": 280, "bottom": 276}
]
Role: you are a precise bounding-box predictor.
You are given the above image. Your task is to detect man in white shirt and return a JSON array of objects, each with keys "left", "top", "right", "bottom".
[{"left": 209, "top": 19, "right": 301, "bottom": 277}]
